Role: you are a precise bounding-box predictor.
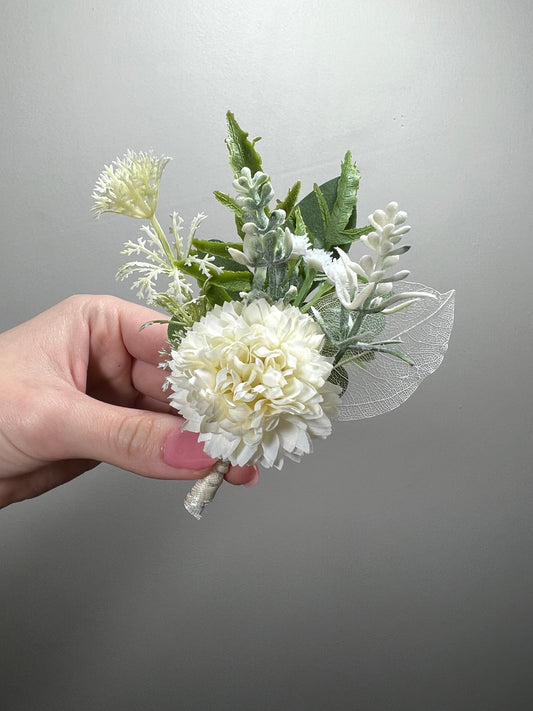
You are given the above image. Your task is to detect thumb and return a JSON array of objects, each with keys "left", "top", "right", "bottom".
[{"left": 61, "top": 393, "right": 217, "bottom": 480}]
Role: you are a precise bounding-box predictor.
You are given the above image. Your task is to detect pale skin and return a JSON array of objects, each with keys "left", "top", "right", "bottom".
[{"left": 0, "top": 295, "right": 258, "bottom": 509}]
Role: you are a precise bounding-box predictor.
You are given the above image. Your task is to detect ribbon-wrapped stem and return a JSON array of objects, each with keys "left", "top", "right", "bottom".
[{"left": 184, "top": 459, "right": 229, "bottom": 520}]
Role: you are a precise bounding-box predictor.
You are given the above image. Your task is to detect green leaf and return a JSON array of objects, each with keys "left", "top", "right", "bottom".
[
  {"left": 175, "top": 259, "right": 208, "bottom": 285},
  {"left": 296, "top": 187, "right": 325, "bottom": 246},
  {"left": 360, "top": 311, "right": 386, "bottom": 339},
  {"left": 213, "top": 255, "right": 251, "bottom": 273},
  {"left": 192, "top": 238, "right": 244, "bottom": 259},
  {"left": 167, "top": 316, "right": 186, "bottom": 345},
  {"left": 225, "top": 111, "right": 263, "bottom": 177},
  {"left": 338, "top": 224, "right": 373, "bottom": 239},
  {"left": 213, "top": 190, "right": 245, "bottom": 238},
  {"left": 310, "top": 305, "right": 339, "bottom": 344},
  {"left": 333, "top": 226, "right": 373, "bottom": 246},
  {"left": 369, "top": 345, "right": 413, "bottom": 365},
  {"left": 334, "top": 349, "right": 375, "bottom": 369},
  {"left": 386, "top": 245, "right": 411, "bottom": 257},
  {"left": 203, "top": 283, "right": 232, "bottom": 306},
  {"left": 329, "top": 365, "right": 349, "bottom": 396},
  {"left": 193, "top": 239, "right": 250, "bottom": 273},
  {"left": 313, "top": 183, "right": 331, "bottom": 231},
  {"left": 205, "top": 270, "right": 253, "bottom": 293},
  {"left": 139, "top": 319, "right": 170, "bottom": 330},
  {"left": 324, "top": 151, "right": 360, "bottom": 250},
  {"left": 213, "top": 191, "right": 242, "bottom": 216},
  {"left": 339, "top": 341, "right": 414, "bottom": 365},
  {"left": 296, "top": 153, "right": 360, "bottom": 250},
  {"left": 174, "top": 261, "right": 232, "bottom": 307},
  {"left": 291, "top": 205, "right": 308, "bottom": 236},
  {"left": 276, "top": 181, "right": 301, "bottom": 219},
  {"left": 320, "top": 339, "right": 337, "bottom": 358}
]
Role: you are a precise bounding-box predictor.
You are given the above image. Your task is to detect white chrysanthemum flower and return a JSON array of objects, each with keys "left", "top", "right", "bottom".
[
  {"left": 289, "top": 231, "right": 310, "bottom": 257},
  {"left": 304, "top": 247, "right": 333, "bottom": 271},
  {"left": 166, "top": 299, "right": 341, "bottom": 469},
  {"left": 92, "top": 150, "right": 171, "bottom": 219}
]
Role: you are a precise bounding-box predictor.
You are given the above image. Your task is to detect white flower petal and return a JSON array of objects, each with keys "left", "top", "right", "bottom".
[
  {"left": 166, "top": 299, "right": 340, "bottom": 468},
  {"left": 304, "top": 248, "right": 333, "bottom": 272},
  {"left": 289, "top": 231, "right": 311, "bottom": 257}
]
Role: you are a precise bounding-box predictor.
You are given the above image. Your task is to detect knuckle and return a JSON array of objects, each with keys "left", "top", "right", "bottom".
[{"left": 114, "top": 412, "right": 161, "bottom": 463}]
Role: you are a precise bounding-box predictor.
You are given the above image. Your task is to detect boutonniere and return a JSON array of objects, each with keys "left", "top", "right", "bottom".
[{"left": 93, "top": 113, "right": 455, "bottom": 519}]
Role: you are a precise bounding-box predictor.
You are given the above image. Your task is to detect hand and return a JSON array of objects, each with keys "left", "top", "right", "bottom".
[{"left": 0, "top": 295, "right": 259, "bottom": 508}]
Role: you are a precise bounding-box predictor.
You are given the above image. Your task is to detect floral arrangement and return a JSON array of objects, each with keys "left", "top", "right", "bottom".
[{"left": 92, "top": 112, "right": 455, "bottom": 518}]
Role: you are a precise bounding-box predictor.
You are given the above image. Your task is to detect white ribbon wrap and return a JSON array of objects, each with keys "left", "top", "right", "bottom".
[{"left": 184, "top": 460, "right": 229, "bottom": 520}]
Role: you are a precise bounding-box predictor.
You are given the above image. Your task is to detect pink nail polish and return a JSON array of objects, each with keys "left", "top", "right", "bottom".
[
  {"left": 244, "top": 466, "right": 260, "bottom": 487},
  {"left": 163, "top": 429, "right": 216, "bottom": 470}
]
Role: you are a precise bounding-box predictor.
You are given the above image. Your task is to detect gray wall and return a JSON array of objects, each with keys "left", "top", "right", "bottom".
[{"left": 1, "top": 1, "right": 532, "bottom": 709}]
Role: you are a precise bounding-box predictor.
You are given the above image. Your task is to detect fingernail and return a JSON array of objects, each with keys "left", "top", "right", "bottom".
[
  {"left": 163, "top": 429, "right": 216, "bottom": 470},
  {"left": 244, "top": 465, "right": 260, "bottom": 488}
]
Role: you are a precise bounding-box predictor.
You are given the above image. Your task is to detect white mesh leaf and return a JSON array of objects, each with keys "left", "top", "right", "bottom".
[{"left": 333, "top": 282, "right": 455, "bottom": 421}]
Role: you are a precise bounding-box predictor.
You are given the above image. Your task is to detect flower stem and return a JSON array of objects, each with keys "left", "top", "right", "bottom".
[
  {"left": 300, "top": 282, "right": 334, "bottom": 312},
  {"left": 294, "top": 269, "right": 316, "bottom": 308},
  {"left": 150, "top": 215, "right": 175, "bottom": 265}
]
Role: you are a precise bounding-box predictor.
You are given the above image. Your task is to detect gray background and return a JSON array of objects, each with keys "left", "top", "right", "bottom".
[{"left": 1, "top": 1, "right": 532, "bottom": 709}]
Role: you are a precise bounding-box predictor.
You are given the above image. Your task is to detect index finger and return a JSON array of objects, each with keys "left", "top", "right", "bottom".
[{"left": 117, "top": 298, "right": 171, "bottom": 365}]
